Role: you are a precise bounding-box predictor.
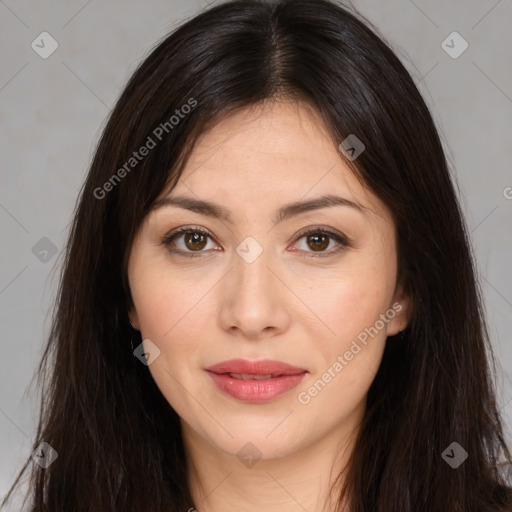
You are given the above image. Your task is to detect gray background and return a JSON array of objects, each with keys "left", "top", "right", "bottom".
[{"left": 1, "top": 0, "right": 511, "bottom": 508}]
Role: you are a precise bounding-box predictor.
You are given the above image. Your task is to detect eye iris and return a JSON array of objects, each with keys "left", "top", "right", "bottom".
[
  {"left": 179, "top": 231, "right": 333, "bottom": 253},
  {"left": 307, "top": 233, "right": 329, "bottom": 251},
  {"left": 185, "top": 232, "right": 207, "bottom": 251}
]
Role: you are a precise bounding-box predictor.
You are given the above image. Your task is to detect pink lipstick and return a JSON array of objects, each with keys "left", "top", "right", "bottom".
[{"left": 205, "top": 359, "right": 308, "bottom": 403}]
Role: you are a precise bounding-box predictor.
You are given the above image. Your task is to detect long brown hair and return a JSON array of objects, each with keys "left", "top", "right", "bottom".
[{"left": 3, "top": 1, "right": 512, "bottom": 510}]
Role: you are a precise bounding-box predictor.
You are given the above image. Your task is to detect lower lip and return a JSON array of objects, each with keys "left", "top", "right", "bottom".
[{"left": 207, "top": 371, "right": 307, "bottom": 403}]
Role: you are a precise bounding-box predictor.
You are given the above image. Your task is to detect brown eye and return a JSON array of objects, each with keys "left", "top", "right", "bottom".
[
  {"left": 162, "top": 226, "right": 349, "bottom": 259},
  {"left": 306, "top": 233, "right": 330, "bottom": 252},
  {"left": 161, "top": 227, "right": 217, "bottom": 258},
  {"left": 293, "top": 228, "right": 350, "bottom": 258},
  {"left": 184, "top": 231, "right": 208, "bottom": 251}
]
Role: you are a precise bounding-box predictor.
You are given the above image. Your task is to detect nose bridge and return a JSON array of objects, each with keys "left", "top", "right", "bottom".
[
  {"left": 219, "top": 238, "right": 290, "bottom": 337},
  {"left": 232, "top": 241, "right": 275, "bottom": 305}
]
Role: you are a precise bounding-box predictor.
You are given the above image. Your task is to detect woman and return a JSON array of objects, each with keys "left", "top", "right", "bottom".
[{"left": 3, "top": 0, "right": 511, "bottom": 510}]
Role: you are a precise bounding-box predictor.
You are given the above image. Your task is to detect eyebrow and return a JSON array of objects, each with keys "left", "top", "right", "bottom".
[{"left": 151, "top": 194, "right": 369, "bottom": 224}]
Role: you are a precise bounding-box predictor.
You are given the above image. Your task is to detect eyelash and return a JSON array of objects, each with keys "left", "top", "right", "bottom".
[{"left": 160, "top": 225, "right": 350, "bottom": 259}]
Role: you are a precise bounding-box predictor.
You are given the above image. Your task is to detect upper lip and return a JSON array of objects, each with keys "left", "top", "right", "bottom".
[{"left": 205, "top": 359, "right": 308, "bottom": 376}]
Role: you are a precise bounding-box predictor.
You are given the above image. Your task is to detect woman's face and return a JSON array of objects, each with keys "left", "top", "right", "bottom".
[{"left": 128, "top": 100, "right": 410, "bottom": 461}]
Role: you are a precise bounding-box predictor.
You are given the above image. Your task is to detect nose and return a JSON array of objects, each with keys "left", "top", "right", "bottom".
[{"left": 218, "top": 248, "right": 292, "bottom": 340}]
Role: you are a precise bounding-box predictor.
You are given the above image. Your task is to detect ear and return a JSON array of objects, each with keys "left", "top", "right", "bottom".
[
  {"left": 128, "top": 306, "right": 140, "bottom": 331},
  {"left": 386, "top": 278, "right": 412, "bottom": 337}
]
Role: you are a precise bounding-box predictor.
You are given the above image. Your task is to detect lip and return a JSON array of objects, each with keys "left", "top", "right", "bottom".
[
  {"left": 205, "top": 359, "right": 307, "bottom": 376},
  {"left": 205, "top": 359, "right": 308, "bottom": 403}
]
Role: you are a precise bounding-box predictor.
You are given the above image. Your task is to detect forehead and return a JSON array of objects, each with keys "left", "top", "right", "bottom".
[
  {"left": 157, "top": 100, "right": 390, "bottom": 225},
  {"left": 184, "top": 100, "right": 341, "bottom": 179}
]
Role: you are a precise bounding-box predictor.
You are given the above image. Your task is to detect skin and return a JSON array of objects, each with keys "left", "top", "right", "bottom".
[{"left": 128, "top": 100, "right": 411, "bottom": 512}]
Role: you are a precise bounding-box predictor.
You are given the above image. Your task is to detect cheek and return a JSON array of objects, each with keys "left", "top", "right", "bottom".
[
  {"left": 129, "top": 261, "right": 221, "bottom": 389},
  {"left": 293, "top": 255, "right": 396, "bottom": 396},
  {"left": 129, "top": 268, "right": 212, "bottom": 412},
  {"left": 297, "top": 276, "right": 390, "bottom": 414},
  {"left": 300, "top": 264, "right": 394, "bottom": 343},
  {"left": 130, "top": 253, "right": 211, "bottom": 339}
]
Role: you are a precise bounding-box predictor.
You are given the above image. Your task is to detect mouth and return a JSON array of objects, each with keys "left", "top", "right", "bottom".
[
  {"left": 205, "top": 359, "right": 308, "bottom": 403},
  {"left": 223, "top": 373, "right": 283, "bottom": 380}
]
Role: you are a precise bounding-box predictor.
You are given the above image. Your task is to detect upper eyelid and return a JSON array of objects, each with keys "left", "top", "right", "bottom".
[{"left": 164, "top": 224, "right": 344, "bottom": 239}]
